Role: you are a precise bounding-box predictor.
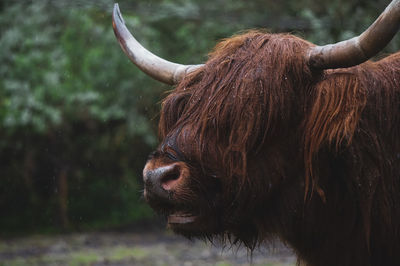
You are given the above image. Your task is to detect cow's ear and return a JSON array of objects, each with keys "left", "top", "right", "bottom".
[
  {"left": 304, "top": 73, "right": 367, "bottom": 160},
  {"left": 302, "top": 73, "right": 367, "bottom": 198}
]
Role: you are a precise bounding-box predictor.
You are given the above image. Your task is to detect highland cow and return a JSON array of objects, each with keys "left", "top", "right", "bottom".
[{"left": 112, "top": 2, "right": 400, "bottom": 265}]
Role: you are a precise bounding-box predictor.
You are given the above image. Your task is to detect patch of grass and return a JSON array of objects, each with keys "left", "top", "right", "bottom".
[
  {"left": 109, "top": 246, "right": 150, "bottom": 261},
  {"left": 260, "top": 263, "right": 294, "bottom": 266},
  {"left": 216, "top": 262, "right": 232, "bottom": 266},
  {"left": 69, "top": 251, "right": 99, "bottom": 266},
  {"left": 0, "top": 257, "right": 55, "bottom": 266},
  {"left": 0, "top": 250, "right": 100, "bottom": 266}
]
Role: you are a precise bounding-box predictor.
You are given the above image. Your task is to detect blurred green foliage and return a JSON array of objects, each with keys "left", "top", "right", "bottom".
[{"left": 0, "top": 0, "right": 399, "bottom": 234}]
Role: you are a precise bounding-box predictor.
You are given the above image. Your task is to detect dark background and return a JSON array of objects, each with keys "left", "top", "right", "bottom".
[{"left": 0, "top": 0, "right": 398, "bottom": 235}]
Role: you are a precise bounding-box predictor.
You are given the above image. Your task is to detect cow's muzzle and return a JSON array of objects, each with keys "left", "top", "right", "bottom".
[{"left": 143, "top": 162, "right": 183, "bottom": 200}]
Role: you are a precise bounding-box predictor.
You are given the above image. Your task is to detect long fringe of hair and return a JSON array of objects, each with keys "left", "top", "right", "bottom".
[{"left": 160, "top": 31, "right": 313, "bottom": 184}]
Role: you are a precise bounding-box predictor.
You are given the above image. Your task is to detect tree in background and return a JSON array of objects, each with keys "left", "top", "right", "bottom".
[
  {"left": 0, "top": 0, "right": 160, "bottom": 233},
  {"left": 0, "top": 0, "right": 398, "bottom": 234}
]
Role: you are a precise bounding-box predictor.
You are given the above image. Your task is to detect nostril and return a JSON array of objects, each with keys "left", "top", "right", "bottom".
[
  {"left": 143, "top": 163, "right": 184, "bottom": 196},
  {"left": 160, "top": 166, "right": 181, "bottom": 191}
]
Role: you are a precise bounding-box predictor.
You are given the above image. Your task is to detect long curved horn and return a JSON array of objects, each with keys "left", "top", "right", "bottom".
[
  {"left": 308, "top": 0, "right": 400, "bottom": 69},
  {"left": 112, "top": 3, "right": 203, "bottom": 85}
]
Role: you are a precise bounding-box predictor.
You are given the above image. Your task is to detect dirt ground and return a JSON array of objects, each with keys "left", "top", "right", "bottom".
[{"left": 0, "top": 226, "right": 296, "bottom": 266}]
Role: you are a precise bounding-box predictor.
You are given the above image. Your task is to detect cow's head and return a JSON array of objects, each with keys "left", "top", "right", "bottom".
[{"left": 112, "top": 2, "right": 400, "bottom": 247}]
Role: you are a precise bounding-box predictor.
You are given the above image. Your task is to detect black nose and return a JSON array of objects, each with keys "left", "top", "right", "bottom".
[{"left": 143, "top": 163, "right": 181, "bottom": 199}]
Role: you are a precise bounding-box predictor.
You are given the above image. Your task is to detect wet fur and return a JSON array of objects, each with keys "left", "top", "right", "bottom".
[{"left": 156, "top": 31, "right": 400, "bottom": 266}]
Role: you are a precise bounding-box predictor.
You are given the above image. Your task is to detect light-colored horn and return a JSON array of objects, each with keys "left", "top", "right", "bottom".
[
  {"left": 112, "top": 3, "right": 203, "bottom": 85},
  {"left": 308, "top": 0, "right": 400, "bottom": 69}
]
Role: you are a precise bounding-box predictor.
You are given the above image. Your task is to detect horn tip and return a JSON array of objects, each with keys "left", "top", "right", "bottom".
[{"left": 113, "top": 3, "right": 124, "bottom": 26}]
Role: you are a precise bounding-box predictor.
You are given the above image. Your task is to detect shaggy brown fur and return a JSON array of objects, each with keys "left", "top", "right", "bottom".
[{"left": 146, "top": 31, "right": 400, "bottom": 266}]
